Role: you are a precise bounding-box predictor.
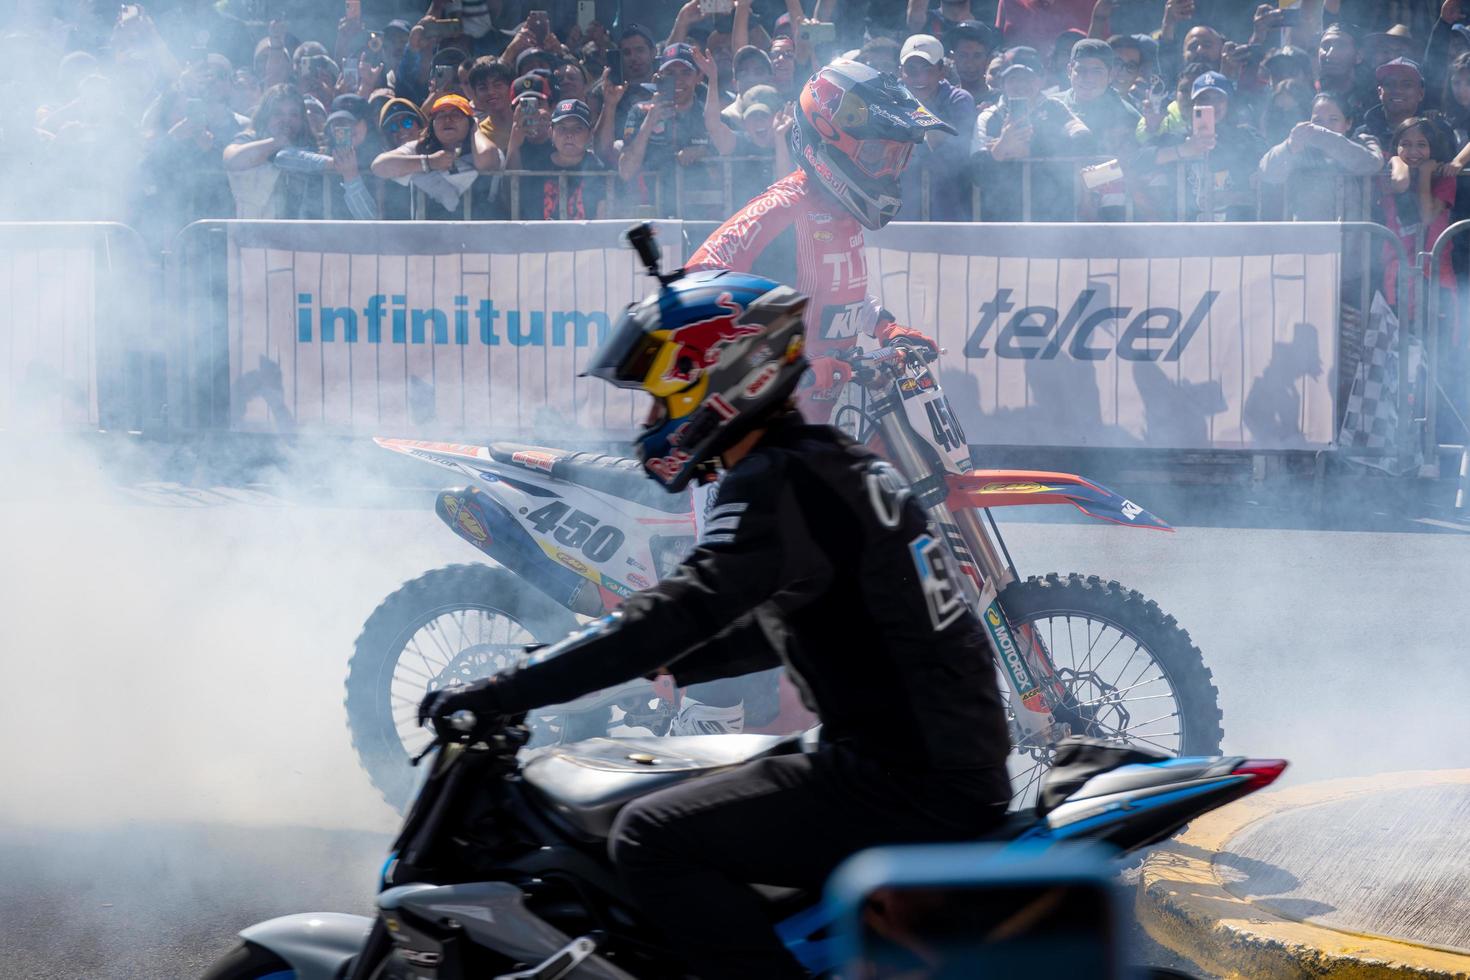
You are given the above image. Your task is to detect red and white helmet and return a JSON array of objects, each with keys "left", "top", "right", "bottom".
[{"left": 791, "top": 60, "right": 955, "bottom": 229}]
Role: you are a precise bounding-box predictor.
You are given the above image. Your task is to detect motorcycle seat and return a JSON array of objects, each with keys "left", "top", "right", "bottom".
[
  {"left": 522, "top": 734, "right": 789, "bottom": 840},
  {"left": 488, "top": 442, "right": 692, "bottom": 515}
]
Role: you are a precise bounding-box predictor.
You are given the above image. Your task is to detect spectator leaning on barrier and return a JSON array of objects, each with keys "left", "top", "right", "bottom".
[
  {"left": 222, "top": 84, "right": 322, "bottom": 218},
  {"left": 1173, "top": 71, "right": 1267, "bottom": 222},
  {"left": 1260, "top": 91, "right": 1384, "bottom": 221},
  {"left": 370, "top": 92, "right": 498, "bottom": 218},
  {"left": 520, "top": 99, "right": 609, "bottom": 219},
  {"left": 1378, "top": 115, "right": 1459, "bottom": 345},
  {"left": 946, "top": 20, "right": 997, "bottom": 107},
  {"left": 618, "top": 43, "right": 735, "bottom": 218},
  {"left": 897, "top": 34, "right": 978, "bottom": 221},
  {"left": 972, "top": 45, "right": 1094, "bottom": 221},
  {"left": 502, "top": 79, "right": 558, "bottom": 218}
]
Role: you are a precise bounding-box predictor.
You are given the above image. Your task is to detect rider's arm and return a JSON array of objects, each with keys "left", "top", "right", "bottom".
[
  {"left": 660, "top": 612, "right": 782, "bottom": 686},
  {"left": 487, "top": 451, "right": 827, "bottom": 713}
]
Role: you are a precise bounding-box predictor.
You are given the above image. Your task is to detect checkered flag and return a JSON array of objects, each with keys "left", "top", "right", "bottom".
[{"left": 1341, "top": 291, "right": 1424, "bottom": 473}]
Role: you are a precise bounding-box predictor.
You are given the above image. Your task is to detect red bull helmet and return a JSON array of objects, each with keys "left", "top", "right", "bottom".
[
  {"left": 792, "top": 60, "right": 956, "bottom": 229},
  {"left": 587, "top": 269, "right": 808, "bottom": 491}
]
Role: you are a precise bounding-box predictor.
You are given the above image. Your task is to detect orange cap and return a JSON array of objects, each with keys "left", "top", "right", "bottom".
[{"left": 427, "top": 93, "right": 473, "bottom": 117}]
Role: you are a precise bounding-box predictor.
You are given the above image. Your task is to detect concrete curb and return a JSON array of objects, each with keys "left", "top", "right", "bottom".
[{"left": 1136, "top": 769, "right": 1470, "bottom": 979}]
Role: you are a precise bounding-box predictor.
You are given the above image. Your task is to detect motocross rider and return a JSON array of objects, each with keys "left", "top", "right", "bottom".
[
  {"left": 421, "top": 262, "right": 1012, "bottom": 976},
  {"left": 675, "top": 59, "right": 952, "bottom": 732},
  {"left": 684, "top": 59, "right": 948, "bottom": 415}
]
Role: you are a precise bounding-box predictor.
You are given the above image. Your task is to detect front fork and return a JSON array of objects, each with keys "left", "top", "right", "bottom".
[{"left": 871, "top": 396, "right": 1069, "bottom": 750}]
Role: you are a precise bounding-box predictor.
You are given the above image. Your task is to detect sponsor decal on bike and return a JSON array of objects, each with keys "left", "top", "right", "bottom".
[
  {"left": 511, "top": 450, "right": 559, "bottom": 472},
  {"left": 456, "top": 506, "right": 489, "bottom": 543},
  {"left": 440, "top": 493, "right": 460, "bottom": 517},
  {"left": 741, "top": 363, "right": 781, "bottom": 398},
  {"left": 662, "top": 294, "right": 760, "bottom": 385},
  {"left": 897, "top": 374, "right": 936, "bottom": 399},
  {"left": 627, "top": 572, "right": 650, "bottom": 589},
  {"left": 1120, "top": 499, "right": 1143, "bottom": 521},
  {"left": 600, "top": 574, "right": 633, "bottom": 599},
  {"left": 979, "top": 481, "right": 1053, "bottom": 495},
  {"left": 556, "top": 552, "right": 591, "bottom": 575},
  {"left": 909, "top": 533, "right": 965, "bottom": 631},
  {"left": 984, "top": 604, "right": 1041, "bottom": 705},
  {"left": 963, "top": 289, "right": 1218, "bottom": 361},
  {"left": 626, "top": 556, "right": 649, "bottom": 571}
]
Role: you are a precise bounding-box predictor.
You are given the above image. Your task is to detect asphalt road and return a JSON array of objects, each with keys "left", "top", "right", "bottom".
[{"left": 1, "top": 462, "right": 1466, "bottom": 978}]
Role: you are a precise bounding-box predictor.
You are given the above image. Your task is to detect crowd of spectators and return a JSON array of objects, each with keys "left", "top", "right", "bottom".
[
  {"left": 4, "top": 1, "right": 1470, "bottom": 236},
  {"left": 2, "top": 0, "right": 1466, "bottom": 439}
]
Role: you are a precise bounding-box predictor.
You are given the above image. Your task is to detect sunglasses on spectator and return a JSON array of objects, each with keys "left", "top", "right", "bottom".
[
  {"left": 384, "top": 115, "right": 421, "bottom": 132},
  {"left": 1118, "top": 58, "right": 1142, "bottom": 72}
]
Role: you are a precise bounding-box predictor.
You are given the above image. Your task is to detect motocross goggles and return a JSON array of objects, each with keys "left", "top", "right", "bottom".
[{"left": 853, "top": 138, "right": 914, "bottom": 178}]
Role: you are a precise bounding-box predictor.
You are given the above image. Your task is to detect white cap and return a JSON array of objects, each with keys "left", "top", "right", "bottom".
[{"left": 900, "top": 34, "right": 944, "bottom": 65}]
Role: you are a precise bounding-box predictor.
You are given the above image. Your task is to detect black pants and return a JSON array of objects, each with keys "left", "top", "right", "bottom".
[{"left": 608, "top": 745, "right": 1010, "bottom": 979}]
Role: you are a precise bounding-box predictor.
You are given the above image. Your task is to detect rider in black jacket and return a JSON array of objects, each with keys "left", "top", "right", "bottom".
[{"left": 421, "top": 256, "right": 1011, "bottom": 978}]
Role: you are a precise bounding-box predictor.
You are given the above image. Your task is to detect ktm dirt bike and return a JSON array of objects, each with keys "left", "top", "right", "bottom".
[{"left": 347, "top": 259, "right": 1224, "bottom": 814}]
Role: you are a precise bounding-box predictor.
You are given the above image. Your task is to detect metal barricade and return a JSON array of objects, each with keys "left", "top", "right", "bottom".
[
  {"left": 1423, "top": 221, "right": 1470, "bottom": 500},
  {"left": 0, "top": 222, "right": 158, "bottom": 433}
]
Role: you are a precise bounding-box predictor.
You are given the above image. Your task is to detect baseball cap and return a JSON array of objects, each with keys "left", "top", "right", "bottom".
[
  {"left": 1375, "top": 56, "right": 1423, "bottom": 82},
  {"left": 739, "top": 83, "right": 783, "bottom": 115},
  {"left": 330, "top": 93, "right": 371, "bottom": 122},
  {"left": 900, "top": 34, "right": 944, "bottom": 66},
  {"left": 325, "top": 109, "right": 357, "bottom": 130},
  {"left": 1190, "top": 70, "right": 1233, "bottom": 97},
  {"left": 998, "top": 46, "right": 1043, "bottom": 78},
  {"left": 384, "top": 19, "right": 411, "bottom": 35},
  {"left": 551, "top": 98, "right": 592, "bottom": 127},
  {"left": 774, "top": 12, "right": 792, "bottom": 37},
  {"left": 511, "top": 72, "right": 552, "bottom": 101},
  {"left": 734, "top": 44, "right": 772, "bottom": 74},
  {"left": 945, "top": 20, "right": 998, "bottom": 51},
  {"left": 658, "top": 42, "right": 698, "bottom": 72},
  {"left": 427, "top": 92, "right": 474, "bottom": 116},
  {"left": 1069, "top": 37, "right": 1115, "bottom": 65},
  {"left": 619, "top": 23, "right": 656, "bottom": 48},
  {"left": 379, "top": 96, "right": 424, "bottom": 129}
]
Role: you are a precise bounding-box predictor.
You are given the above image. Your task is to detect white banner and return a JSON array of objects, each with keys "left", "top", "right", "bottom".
[
  {"left": 867, "top": 223, "right": 1341, "bottom": 450},
  {"left": 224, "top": 220, "right": 1341, "bottom": 450},
  {"left": 223, "top": 220, "right": 686, "bottom": 438},
  {"left": 0, "top": 237, "right": 100, "bottom": 431}
]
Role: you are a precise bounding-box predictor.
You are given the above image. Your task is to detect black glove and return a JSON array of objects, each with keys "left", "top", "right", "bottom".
[{"left": 417, "top": 678, "right": 506, "bottom": 735}]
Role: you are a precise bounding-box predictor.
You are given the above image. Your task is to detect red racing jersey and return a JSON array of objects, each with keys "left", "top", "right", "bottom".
[{"left": 685, "top": 170, "right": 884, "bottom": 413}]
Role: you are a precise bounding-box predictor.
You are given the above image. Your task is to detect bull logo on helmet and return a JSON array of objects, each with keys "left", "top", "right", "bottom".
[{"left": 662, "top": 293, "right": 760, "bottom": 384}]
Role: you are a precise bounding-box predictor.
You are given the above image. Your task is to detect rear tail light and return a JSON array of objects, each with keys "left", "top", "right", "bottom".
[{"left": 1232, "top": 759, "right": 1288, "bottom": 790}]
